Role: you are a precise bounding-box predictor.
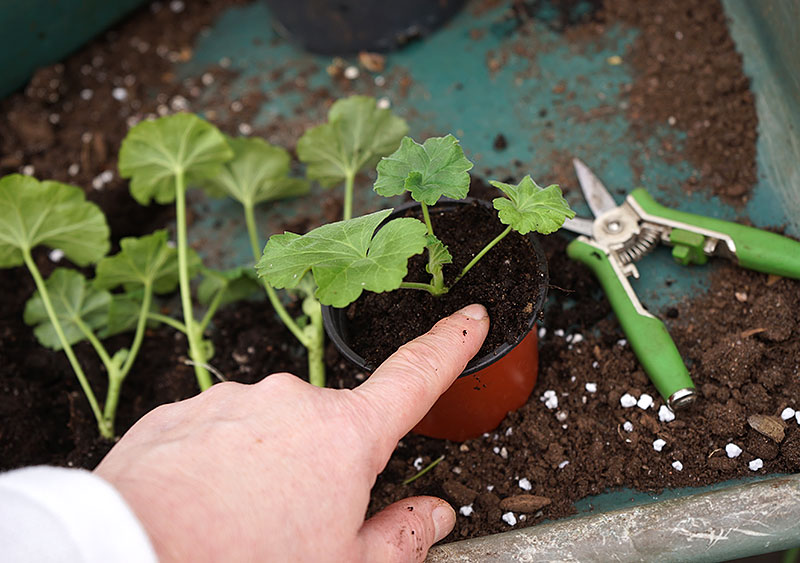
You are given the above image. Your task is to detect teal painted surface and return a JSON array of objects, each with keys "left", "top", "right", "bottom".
[
  {"left": 0, "top": 0, "right": 145, "bottom": 99},
  {"left": 175, "top": 0, "right": 799, "bottom": 527}
]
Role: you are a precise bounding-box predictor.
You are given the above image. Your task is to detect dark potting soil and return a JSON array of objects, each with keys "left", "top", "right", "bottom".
[
  {"left": 345, "top": 202, "right": 544, "bottom": 369},
  {"left": 0, "top": 0, "right": 793, "bottom": 549},
  {"left": 602, "top": 0, "right": 759, "bottom": 202}
]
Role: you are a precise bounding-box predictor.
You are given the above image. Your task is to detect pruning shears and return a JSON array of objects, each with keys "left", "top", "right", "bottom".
[{"left": 562, "top": 159, "right": 800, "bottom": 410}]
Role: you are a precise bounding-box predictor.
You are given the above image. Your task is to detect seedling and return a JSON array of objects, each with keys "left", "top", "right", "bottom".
[
  {"left": 258, "top": 135, "right": 574, "bottom": 307},
  {"left": 0, "top": 175, "right": 180, "bottom": 438},
  {"left": 201, "top": 136, "right": 327, "bottom": 386},
  {"left": 297, "top": 95, "right": 408, "bottom": 220},
  {"left": 119, "top": 113, "right": 234, "bottom": 390}
]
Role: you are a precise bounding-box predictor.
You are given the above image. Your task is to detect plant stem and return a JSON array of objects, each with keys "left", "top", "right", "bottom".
[
  {"left": 403, "top": 455, "right": 445, "bottom": 485},
  {"left": 147, "top": 313, "right": 187, "bottom": 333},
  {"left": 303, "top": 296, "right": 325, "bottom": 387},
  {"left": 452, "top": 225, "right": 513, "bottom": 287},
  {"left": 399, "top": 281, "right": 440, "bottom": 294},
  {"left": 420, "top": 202, "right": 446, "bottom": 292},
  {"left": 22, "top": 250, "right": 111, "bottom": 438},
  {"left": 783, "top": 548, "right": 799, "bottom": 563},
  {"left": 73, "top": 316, "right": 124, "bottom": 434},
  {"left": 120, "top": 284, "right": 152, "bottom": 377},
  {"left": 243, "top": 203, "right": 310, "bottom": 347},
  {"left": 343, "top": 171, "right": 355, "bottom": 221},
  {"left": 199, "top": 284, "right": 226, "bottom": 334},
  {"left": 420, "top": 203, "right": 434, "bottom": 236},
  {"left": 98, "top": 283, "right": 156, "bottom": 431},
  {"left": 76, "top": 317, "right": 115, "bottom": 372},
  {"left": 175, "top": 168, "right": 212, "bottom": 391}
]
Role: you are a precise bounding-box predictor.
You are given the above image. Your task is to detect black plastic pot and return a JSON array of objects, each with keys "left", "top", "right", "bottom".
[
  {"left": 322, "top": 199, "right": 549, "bottom": 440},
  {"left": 264, "top": 0, "right": 466, "bottom": 55}
]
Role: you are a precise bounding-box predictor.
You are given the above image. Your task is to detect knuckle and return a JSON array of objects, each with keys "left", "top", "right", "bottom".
[
  {"left": 392, "top": 339, "right": 449, "bottom": 380},
  {"left": 256, "top": 371, "right": 303, "bottom": 393},
  {"left": 201, "top": 380, "right": 243, "bottom": 399}
]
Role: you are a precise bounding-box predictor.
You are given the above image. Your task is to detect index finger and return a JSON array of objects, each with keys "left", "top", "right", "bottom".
[{"left": 352, "top": 304, "right": 489, "bottom": 455}]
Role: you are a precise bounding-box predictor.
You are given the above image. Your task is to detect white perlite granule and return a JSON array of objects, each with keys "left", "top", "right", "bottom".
[
  {"left": 502, "top": 512, "right": 517, "bottom": 526},
  {"left": 637, "top": 394, "right": 654, "bottom": 410},
  {"left": 585, "top": 382, "right": 597, "bottom": 393},
  {"left": 653, "top": 439, "right": 666, "bottom": 452},
  {"left": 672, "top": 460, "right": 683, "bottom": 471},
  {"left": 541, "top": 390, "right": 558, "bottom": 410},
  {"left": 725, "top": 443, "right": 743, "bottom": 458},
  {"left": 518, "top": 478, "right": 532, "bottom": 491},
  {"left": 112, "top": 87, "right": 128, "bottom": 101},
  {"left": 780, "top": 407, "right": 796, "bottom": 420},
  {"left": 658, "top": 405, "right": 676, "bottom": 422},
  {"left": 620, "top": 393, "right": 637, "bottom": 408},
  {"left": 749, "top": 458, "right": 764, "bottom": 471},
  {"left": 459, "top": 505, "right": 474, "bottom": 517}
]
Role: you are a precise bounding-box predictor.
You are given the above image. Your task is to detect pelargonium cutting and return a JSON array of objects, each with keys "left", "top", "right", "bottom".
[{"left": 257, "top": 134, "right": 575, "bottom": 308}]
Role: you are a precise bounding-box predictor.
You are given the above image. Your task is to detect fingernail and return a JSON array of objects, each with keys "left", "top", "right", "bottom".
[
  {"left": 456, "top": 303, "right": 487, "bottom": 321},
  {"left": 432, "top": 503, "right": 456, "bottom": 543}
]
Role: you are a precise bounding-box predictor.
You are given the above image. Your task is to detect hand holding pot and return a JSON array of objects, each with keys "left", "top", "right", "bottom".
[{"left": 95, "top": 304, "right": 489, "bottom": 562}]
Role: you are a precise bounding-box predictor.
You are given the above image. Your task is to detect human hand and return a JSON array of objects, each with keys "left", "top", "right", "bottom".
[{"left": 95, "top": 304, "right": 489, "bottom": 562}]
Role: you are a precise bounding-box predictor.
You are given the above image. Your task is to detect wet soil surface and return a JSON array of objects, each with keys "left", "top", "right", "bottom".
[{"left": 1, "top": 0, "right": 795, "bottom": 546}]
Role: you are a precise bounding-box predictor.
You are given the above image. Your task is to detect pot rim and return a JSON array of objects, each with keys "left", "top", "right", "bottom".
[{"left": 321, "top": 197, "right": 549, "bottom": 378}]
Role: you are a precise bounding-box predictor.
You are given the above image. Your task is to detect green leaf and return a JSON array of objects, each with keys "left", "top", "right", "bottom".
[
  {"left": 200, "top": 136, "right": 309, "bottom": 206},
  {"left": 118, "top": 113, "right": 234, "bottom": 205},
  {"left": 257, "top": 210, "right": 428, "bottom": 307},
  {"left": 100, "top": 290, "right": 158, "bottom": 338},
  {"left": 23, "top": 269, "right": 111, "bottom": 350},
  {"left": 490, "top": 176, "right": 576, "bottom": 235},
  {"left": 297, "top": 96, "right": 408, "bottom": 187},
  {"left": 374, "top": 135, "right": 474, "bottom": 205},
  {"left": 0, "top": 175, "right": 110, "bottom": 268},
  {"left": 424, "top": 234, "right": 453, "bottom": 277},
  {"left": 94, "top": 230, "right": 199, "bottom": 294},
  {"left": 197, "top": 267, "right": 262, "bottom": 307}
]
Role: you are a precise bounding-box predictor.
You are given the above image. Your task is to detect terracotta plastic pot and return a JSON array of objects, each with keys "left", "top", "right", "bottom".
[{"left": 321, "top": 200, "right": 548, "bottom": 441}]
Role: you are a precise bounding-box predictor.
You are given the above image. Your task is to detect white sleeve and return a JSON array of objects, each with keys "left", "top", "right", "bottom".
[{"left": 0, "top": 466, "right": 157, "bottom": 563}]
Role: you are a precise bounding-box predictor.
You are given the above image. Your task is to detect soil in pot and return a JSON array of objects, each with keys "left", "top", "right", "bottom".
[{"left": 345, "top": 201, "right": 545, "bottom": 368}]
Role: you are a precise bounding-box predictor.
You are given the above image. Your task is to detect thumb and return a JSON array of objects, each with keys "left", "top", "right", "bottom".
[{"left": 358, "top": 497, "right": 456, "bottom": 562}]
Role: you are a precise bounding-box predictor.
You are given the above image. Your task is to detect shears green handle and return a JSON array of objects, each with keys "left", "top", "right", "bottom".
[
  {"left": 631, "top": 189, "right": 800, "bottom": 279},
  {"left": 567, "top": 238, "right": 695, "bottom": 405}
]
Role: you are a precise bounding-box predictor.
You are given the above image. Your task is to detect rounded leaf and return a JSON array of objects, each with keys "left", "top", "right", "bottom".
[
  {"left": 491, "top": 176, "right": 575, "bottom": 235},
  {"left": 200, "top": 136, "right": 309, "bottom": 205},
  {"left": 0, "top": 174, "right": 110, "bottom": 268},
  {"left": 297, "top": 96, "right": 408, "bottom": 187},
  {"left": 119, "top": 113, "right": 233, "bottom": 205}
]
